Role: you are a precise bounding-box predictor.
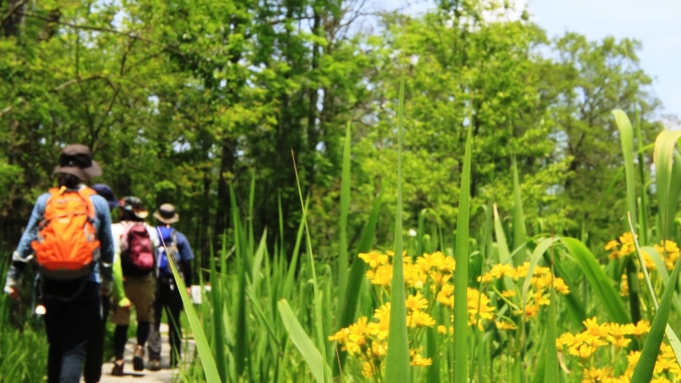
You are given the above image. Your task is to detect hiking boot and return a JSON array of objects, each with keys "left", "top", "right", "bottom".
[
  {"left": 133, "top": 346, "right": 145, "bottom": 371},
  {"left": 148, "top": 359, "right": 161, "bottom": 371},
  {"left": 111, "top": 360, "right": 125, "bottom": 376}
]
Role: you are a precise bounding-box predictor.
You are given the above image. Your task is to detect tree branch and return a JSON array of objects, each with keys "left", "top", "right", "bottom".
[
  {"left": 0, "top": 0, "right": 28, "bottom": 25},
  {"left": 0, "top": 75, "right": 113, "bottom": 118}
]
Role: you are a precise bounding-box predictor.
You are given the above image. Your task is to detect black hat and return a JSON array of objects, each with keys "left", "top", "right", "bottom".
[
  {"left": 120, "top": 196, "right": 148, "bottom": 219},
  {"left": 53, "top": 144, "right": 102, "bottom": 181},
  {"left": 153, "top": 203, "right": 179, "bottom": 224},
  {"left": 91, "top": 184, "right": 120, "bottom": 210}
]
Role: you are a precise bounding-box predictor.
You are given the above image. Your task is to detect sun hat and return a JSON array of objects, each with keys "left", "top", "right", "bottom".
[
  {"left": 153, "top": 203, "right": 179, "bottom": 224},
  {"left": 91, "top": 184, "right": 121, "bottom": 210},
  {"left": 120, "top": 196, "right": 149, "bottom": 219},
  {"left": 53, "top": 144, "right": 102, "bottom": 181}
]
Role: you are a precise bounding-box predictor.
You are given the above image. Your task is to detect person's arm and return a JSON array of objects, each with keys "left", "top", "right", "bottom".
[
  {"left": 109, "top": 223, "right": 130, "bottom": 307},
  {"left": 4, "top": 195, "right": 47, "bottom": 297},
  {"left": 176, "top": 232, "right": 194, "bottom": 287},
  {"left": 112, "top": 253, "right": 130, "bottom": 307},
  {"left": 93, "top": 196, "right": 114, "bottom": 289}
]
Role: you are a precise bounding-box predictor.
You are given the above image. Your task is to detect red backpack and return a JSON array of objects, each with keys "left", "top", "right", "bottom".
[
  {"left": 31, "top": 187, "right": 100, "bottom": 280},
  {"left": 120, "top": 222, "right": 155, "bottom": 276}
]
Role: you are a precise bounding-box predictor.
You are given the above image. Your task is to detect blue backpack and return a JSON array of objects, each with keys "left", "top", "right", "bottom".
[{"left": 156, "top": 226, "right": 180, "bottom": 279}]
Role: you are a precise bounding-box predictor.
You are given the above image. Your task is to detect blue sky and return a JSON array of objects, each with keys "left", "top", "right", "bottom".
[{"left": 381, "top": 0, "right": 681, "bottom": 124}]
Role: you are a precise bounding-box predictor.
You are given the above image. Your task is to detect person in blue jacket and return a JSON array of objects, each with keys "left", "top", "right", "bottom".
[
  {"left": 147, "top": 203, "right": 194, "bottom": 370},
  {"left": 3, "top": 144, "right": 114, "bottom": 383}
]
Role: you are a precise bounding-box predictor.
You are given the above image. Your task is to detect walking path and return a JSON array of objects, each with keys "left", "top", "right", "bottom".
[{"left": 84, "top": 325, "right": 195, "bottom": 383}]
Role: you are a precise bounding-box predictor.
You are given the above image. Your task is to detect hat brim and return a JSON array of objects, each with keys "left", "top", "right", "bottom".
[
  {"left": 134, "top": 210, "right": 149, "bottom": 219},
  {"left": 53, "top": 160, "right": 102, "bottom": 181},
  {"left": 107, "top": 199, "right": 121, "bottom": 210},
  {"left": 153, "top": 211, "right": 179, "bottom": 224}
]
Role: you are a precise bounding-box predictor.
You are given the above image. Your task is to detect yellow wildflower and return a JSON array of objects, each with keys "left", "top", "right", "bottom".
[
  {"left": 405, "top": 293, "right": 429, "bottom": 312},
  {"left": 359, "top": 251, "right": 388, "bottom": 269},
  {"left": 436, "top": 284, "right": 454, "bottom": 308},
  {"left": 605, "top": 240, "right": 619, "bottom": 251},
  {"left": 631, "top": 320, "right": 651, "bottom": 336},
  {"left": 496, "top": 320, "right": 517, "bottom": 330},
  {"left": 368, "top": 303, "right": 391, "bottom": 340},
  {"left": 407, "top": 310, "right": 435, "bottom": 328},
  {"left": 410, "top": 348, "right": 432, "bottom": 367},
  {"left": 553, "top": 278, "right": 570, "bottom": 294}
]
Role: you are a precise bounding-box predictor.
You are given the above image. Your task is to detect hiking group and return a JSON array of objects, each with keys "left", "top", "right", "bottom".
[{"left": 3, "top": 144, "right": 195, "bottom": 383}]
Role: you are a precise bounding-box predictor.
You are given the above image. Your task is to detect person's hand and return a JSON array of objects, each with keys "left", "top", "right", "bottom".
[
  {"left": 100, "top": 280, "right": 113, "bottom": 297},
  {"left": 118, "top": 297, "right": 132, "bottom": 309},
  {"left": 4, "top": 268, "right": 21, "bottom": 301},
  {"left": 3, "top": 285, "right": 20, "bottom": 300}
]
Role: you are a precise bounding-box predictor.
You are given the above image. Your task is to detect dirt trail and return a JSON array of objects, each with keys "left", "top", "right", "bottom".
[{"left": 84, "top": 325, "right": 195, "bottom": 383}]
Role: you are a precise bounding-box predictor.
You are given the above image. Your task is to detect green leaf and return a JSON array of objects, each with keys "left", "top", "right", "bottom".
[
  {"left": 653, "top": 131, "right": 681, "bottom": 240},
  {"left": 453, "top": 117, "right": 473, "bottom": 383},
  {"left": 628, "top": 214, "right": 681, "bottom": 370},
  {"left": 170, "top": 259, "right": 222, "bottom": 383},
  {"left": 544, "top": 281, "right": 559, "bottom": 383},
  {"left": 277, "top": 299, "right": 330, "bottom": 383},
  {"left": 511, "top": 156, "right": 527, "bottom": 256},
  {"left": 630, "top": 246, "right": 681, "bottom": 382},
  {"left": 560, "top": 237, "right": 631, "bottom": 324},
  {"left": 338, "top": 121, "right": 352, "bottom": 315},
  {"left": 335, "top": 194, "right": 382, "bottom": 374},
  {"left": 385, "top": 73, "right": 411, "bottom": 383},
  {"left": 612, "top": 110, "right": 637, "bottom": 224}
]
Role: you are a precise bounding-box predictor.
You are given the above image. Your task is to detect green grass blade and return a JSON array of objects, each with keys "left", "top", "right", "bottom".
[
  {"left": 522, "top": 238, "right": 557, "bottom": 307},
  {"left": 453, "top": 117, "right": 473, "bottom": 383},
  {"left": 612, "top": 109, "right": 637, "bottom": 224},
  {"left": 653, "top": 131, "right": 681, "bottom": 240},
  {"left": 629, "top": 213, "right": 681, "bottom": 367},
  {"left": 634, "top": 108, "right": 648, "bottom": 244},
  {"left": 560, "top": 237, "right": 631, "bottom": 324},
  {"left": 511, "top": 156, "right": 527, "bottom": 255},
  {"left": 630, "top": 250, "right": 681, "bottom": 382},
  {"left": 544, "top": 243, "right": 559, "bottom": 383},
  {"left": 277, "top": 299, "right": 329, "bottom": 383},
  {"left": 209, "top": 245, "right": 228, "bottom": 382},
  {"left": 251, "top": 230, "right": 268, "bottom": 293},
  {"left": 292, "top": 150, "right": 332, "bottom": 383},
  {"left": 170, "top": 259, "right": 222, "bottom": 383},
  {"left": 229, "top": 186, "right": 250, "bottom": 377},
  {"left": 335, "top": 194, "right": 382, "bottom": 374},
  {"left": 338, "top": 121, "right": 352, "bottom": 317},
  {"left": 385, "top": 73, "right": 411, "bottom": 383},
  {"left": 493, "top": 203, "right": 512, "bottom": 265},
  {"left": 282, "top": 198, "right": 308, "bottom": 299}
]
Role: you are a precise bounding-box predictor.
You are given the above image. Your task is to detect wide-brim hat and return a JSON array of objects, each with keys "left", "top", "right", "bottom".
[
  {"left": 154, "top": 203, "right": 179, "bottom": 224},
  {"left": 53, "top": 144, "right": 102, "bottom": 181},
  {"left": 91, "top": 184, "right": 121, "bottom": 210},
  {"left": 121, "top": 196, "right": 149, "bottom": 219}
]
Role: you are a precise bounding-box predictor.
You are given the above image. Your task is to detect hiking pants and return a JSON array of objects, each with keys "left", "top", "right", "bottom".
[
  {"left": 83, "top": 296, "right": 109, "bottom": 383},
  {"left": 148, "top": 279, "right": 183, "bottom": 366},
  {"left": 44, "top": 280, "right": 99, "bottom": 383}
]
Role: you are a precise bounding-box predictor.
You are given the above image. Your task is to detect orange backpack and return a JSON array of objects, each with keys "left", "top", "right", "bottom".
[{"left": 31, "top": 187, "right": 101, "bottom": 280}]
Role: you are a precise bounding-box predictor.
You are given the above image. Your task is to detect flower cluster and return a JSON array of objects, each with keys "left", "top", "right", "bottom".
[
  {"left": 605, "top": 234, "right": 679, "bottom": 272},
  {"left": 653, "top": 240, "right": 680, "bottom": 271},
  {"left": 557, "top": 317, "right": 679, "bottom": 382},
  {"left": 477, "top": 262, "right": 569, "bottom": 319},
  {"left": 332, "top": 250, "right": 494, "bottom": 378}
]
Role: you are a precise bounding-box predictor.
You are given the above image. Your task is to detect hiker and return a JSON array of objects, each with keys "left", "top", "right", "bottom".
[
  {"left": 83, "top": 184, "right": 121, "bottom": 383},
  {"left": 147, "top": 203, "right": 194, "bottom": 370},
  {"left": 109, "top": 196, "right": 159, "bottom": 376},
  {"left": 3, "top": 144, "right": 114, "bottom": 383}
]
